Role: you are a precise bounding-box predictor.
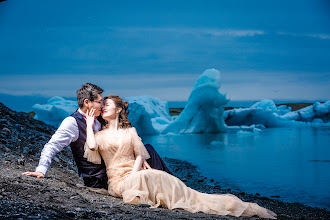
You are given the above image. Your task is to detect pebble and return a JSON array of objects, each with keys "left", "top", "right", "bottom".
[
  {"left": 69, "top": 195, "right": 79, "bottom": 200},
  {"left": 22, "top": 147, "right": 29, "bottom": 154},
  {"left": 17, "top": 159, "right": 25, "bottom": 166},
  {"left": 75, "top": 208, "right": 83, "bottom": 212},
  {"left": 2, "top": 127, "right": 10, "bottom": 134},
  {"left": 137, "top": 204, "right": 150, "bottom": 208},
  {"left": 64, "top": 211, "right": 76, "bottom": 217},
  {"left": 53, "top": 156, "right": 60, "bottom": 163}
]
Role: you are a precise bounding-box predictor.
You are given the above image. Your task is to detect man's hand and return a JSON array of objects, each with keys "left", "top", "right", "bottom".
[{"left": 22, "top": 171, "right": 44, "bottom": 178}]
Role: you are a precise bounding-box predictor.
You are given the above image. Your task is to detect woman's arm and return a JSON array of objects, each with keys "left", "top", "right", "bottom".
[
  {"left": 130, "top": 127, "right": 151, "bottom": 174},
  {"left": 131, "top": 155, "right": 143, "bottom": 174},
  {"left": 85, "top": 108, "right": 98, "bottom": 151}
]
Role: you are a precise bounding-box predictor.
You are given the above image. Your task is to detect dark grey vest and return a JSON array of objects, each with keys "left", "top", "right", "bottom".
[{"left": 70, "top": 111, "right": 107, "bottom": 179}]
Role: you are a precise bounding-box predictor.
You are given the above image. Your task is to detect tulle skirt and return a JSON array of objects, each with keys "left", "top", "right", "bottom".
[{"left": 116, "top": 169, "right": 276, "bottom": 219}]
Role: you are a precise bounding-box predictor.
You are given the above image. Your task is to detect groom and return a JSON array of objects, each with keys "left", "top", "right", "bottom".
[{"left": 23, "top": 83, "right": 171, "bottom": 189}]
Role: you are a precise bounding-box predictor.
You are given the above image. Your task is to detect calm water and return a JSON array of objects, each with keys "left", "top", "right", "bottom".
[{"left": 141, "top": 127, "right": 330, "bottom": 210}]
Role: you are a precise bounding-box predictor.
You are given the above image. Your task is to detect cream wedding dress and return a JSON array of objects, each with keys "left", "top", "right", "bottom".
[{"left": 84, "top": 127, "right": 276, "bottom": 219}]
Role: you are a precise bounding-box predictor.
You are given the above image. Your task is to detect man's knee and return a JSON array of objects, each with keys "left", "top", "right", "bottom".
[
  {"left": 83, "top": 176, "right": 108, "bottom": 189},
  {"left": 144, "top": 143, "right": 154, "bottom": 152}
]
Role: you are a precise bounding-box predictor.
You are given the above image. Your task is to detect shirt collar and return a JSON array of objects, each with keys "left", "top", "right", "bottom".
[{"left": 78, "top": 108, "right": 87, "bottom": 118}]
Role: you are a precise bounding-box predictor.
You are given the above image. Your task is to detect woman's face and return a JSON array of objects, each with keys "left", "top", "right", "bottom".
[{"left": 101, "top": 99, "right": 118, "bottom": 120}]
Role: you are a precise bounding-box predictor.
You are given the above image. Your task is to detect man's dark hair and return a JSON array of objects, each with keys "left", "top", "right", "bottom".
[{"left": 76, "top": 83, "right": 104, "bottom": 108}]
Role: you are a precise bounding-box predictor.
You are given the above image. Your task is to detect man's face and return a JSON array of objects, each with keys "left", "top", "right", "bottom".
[{"left": 88, "top": 94, "right": 103, "bottom": 117}]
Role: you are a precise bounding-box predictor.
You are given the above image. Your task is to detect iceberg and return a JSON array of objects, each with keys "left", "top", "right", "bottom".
[
  {"left": 162, "top": 69, "right": 229, "bottom": 134},
  {"left": 224, "top": 99, "right": 330, "bottom": 128},
  {"left": 124, "top": 96, "right": 173, "bottom": 135},
  {"left": 31, "top": 69, "right": 330, "bottom": 133},
  {"left": 31, "top": 69, "right": 229, "bottom": 135},
  {"left": 33, "top": 96, "right": 78, "bottom": 127},
  {"left": 281, "top": 101, "right": 330, "bottom": 123},
  {"left": 125, "top": 69, "right": 228, "bottom": 135}
]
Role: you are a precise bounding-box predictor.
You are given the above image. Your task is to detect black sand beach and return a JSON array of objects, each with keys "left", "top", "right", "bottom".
[{"left": 0, "top": 102, "right": 329, "bottom": 219}]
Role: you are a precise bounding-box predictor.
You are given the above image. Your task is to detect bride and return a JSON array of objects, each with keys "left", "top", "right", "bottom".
[{"left": 84, "top": 95, "right": 276, "bottom": 219}]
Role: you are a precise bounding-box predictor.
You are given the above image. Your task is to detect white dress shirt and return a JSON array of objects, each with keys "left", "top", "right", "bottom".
[{"left": 35, "top": 109, "right": 101, "bottom": 175}]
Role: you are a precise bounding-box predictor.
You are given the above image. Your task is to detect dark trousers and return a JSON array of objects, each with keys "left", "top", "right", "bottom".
[
  {"left": 84, "top": 144, "right": 171, "bottom": 189},
  {"left": 83, "top": 175, "right": 108, "bottom": 189},
  {"left": 145, "top": 144, "right": 172, "bottom": 175}
]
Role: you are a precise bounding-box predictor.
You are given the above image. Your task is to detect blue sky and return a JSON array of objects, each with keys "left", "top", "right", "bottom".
[{"left": 0, "top": 0, "right": 329, "bottom": 101}]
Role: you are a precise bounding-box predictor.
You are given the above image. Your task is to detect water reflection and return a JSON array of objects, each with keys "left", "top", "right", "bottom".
[{"left": 141, "top": 127, "right": 330, "bottom": 210}]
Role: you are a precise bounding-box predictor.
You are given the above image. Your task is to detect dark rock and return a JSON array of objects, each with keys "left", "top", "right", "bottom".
[
  {"left": 137, "top": 204, "right": 150, "bottom": 208},
  {"left": 2, "top": 127, "right": 10, "bottom": 134},
  {"left": 36, "top": 135, "right": 46, "bottom": 141},
  {"left": 75, "top": 207, "right": 83, "bottom": 212},
  {"left": 65, "top": 211, "right": 76, "bottom": 217},
  {"left": 17, "top": 159, "right": 25, "bottom": 166}
]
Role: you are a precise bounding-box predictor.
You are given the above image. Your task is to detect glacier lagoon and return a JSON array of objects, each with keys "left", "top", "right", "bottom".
[
  {"left": 141, "top": 126, "right": 330, "bottom": 210},
  {"left": 2, "top": 69, "right": 328, "bottom": 210}
]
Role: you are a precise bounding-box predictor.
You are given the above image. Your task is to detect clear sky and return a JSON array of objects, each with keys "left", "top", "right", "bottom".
[{"left": 0, "top": 0, "right": 329, "bottom": 101}]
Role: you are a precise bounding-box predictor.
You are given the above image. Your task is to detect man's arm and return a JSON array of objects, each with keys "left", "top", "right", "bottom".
[{"left": 22, "top": 116, "right": 79, "bottom": 178}]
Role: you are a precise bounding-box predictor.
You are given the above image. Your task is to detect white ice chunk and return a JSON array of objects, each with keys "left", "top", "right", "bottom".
[
  {"left": 250, "top": 99, "right": 277, "bottom": 111},
  {"left": 32, "top": 96, "right": 78, "bottom": 127},
  {"left": 162, "top": 69, "right": 229, "bottom": 134},
  {"left": 124, "top": 96, "right": 173, "bottom": 135},
  {"left": 281, "top": 101, "right": 330, "bottom": 122}
]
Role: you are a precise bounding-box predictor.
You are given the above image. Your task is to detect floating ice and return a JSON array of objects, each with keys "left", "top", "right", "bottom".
[
  {"left": 224, "top": 100, "right": 330, "bottom": 128},
  {"left": 31, "top": 70, "right": 330, "bottom": 132},
  {"left": 31, "top": 69, "right": 229, "bottom": 135},
  {"left": 33, "top": 96, "right": 78, "bottom": 127},
  {"left": 250, "top": 99, "right": 277, "bottom": 111},
  {"left": 162, "top": 69, "right": 229, "bottom": 134},
  {"left": 281, "top": 101, "right": 330, "bottom": 123},
  {"left": 124, "top": 96, "right": 173, "bottom": 135}
]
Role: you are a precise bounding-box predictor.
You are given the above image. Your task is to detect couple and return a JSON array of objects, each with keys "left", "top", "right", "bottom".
[{"left": 23, "top": 83, "right": 276, "bottom": 219}]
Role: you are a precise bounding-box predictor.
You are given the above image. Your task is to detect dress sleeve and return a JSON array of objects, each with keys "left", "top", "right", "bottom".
[
  {"left": 83, "top": 132, "right": 102, "bottom": 164},
  {"left": 130, "top": 127, "right": 150, "bottom": 160}
]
